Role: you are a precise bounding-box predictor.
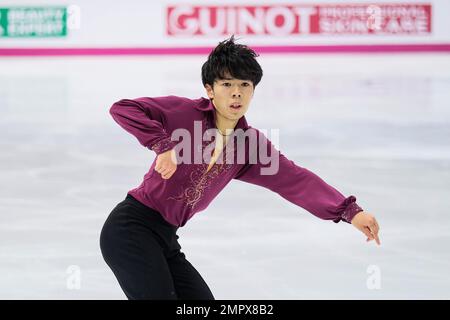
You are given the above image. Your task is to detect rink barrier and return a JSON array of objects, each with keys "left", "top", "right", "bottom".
[{"left": 1, "top": 44, "right": 450, "bottom": 56}]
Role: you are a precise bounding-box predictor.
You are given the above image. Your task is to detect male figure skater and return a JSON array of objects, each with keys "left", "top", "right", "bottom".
[{"left": 100, "top": 36, "right": 381, "bottom": 300}]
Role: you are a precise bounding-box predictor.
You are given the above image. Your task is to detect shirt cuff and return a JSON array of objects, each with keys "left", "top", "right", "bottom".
[
  {"left": 148, "top": 135, "right": 178, "bottom": 155},
  {"left": 333, "top": 195, "right": 364, "bottom": 224}
]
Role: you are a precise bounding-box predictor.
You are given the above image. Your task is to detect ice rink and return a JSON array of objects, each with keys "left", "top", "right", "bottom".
[{"left": 0, "top": 53, "right": 449, "bottom": 299}]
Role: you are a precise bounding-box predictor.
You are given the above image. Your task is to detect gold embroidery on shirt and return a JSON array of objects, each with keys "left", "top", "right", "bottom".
[{"left": 167, "top": 117, "right": 235, "bottom": 209}]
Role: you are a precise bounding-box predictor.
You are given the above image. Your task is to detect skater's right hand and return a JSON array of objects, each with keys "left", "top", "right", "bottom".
[{"left": 155, "top": 149, "right": 177, "bottom": 180}]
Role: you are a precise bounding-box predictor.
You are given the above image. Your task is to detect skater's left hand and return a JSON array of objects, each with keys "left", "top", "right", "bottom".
[{"left": 351, "top": 211, "right": 381, "bottom": 245}]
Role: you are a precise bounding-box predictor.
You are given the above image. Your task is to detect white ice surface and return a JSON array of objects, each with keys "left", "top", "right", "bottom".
[{"left": 0, "top": 53, "right": 449, "bottom": 299}]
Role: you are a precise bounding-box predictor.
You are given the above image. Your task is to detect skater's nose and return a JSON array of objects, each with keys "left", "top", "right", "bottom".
[{"left": 232, "top": 86, "right": 242, "bottom": 98}]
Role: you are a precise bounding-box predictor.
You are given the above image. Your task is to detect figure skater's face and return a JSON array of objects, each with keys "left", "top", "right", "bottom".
[{"left": 205, "top": 74, "right": 254, "bottom": 123}]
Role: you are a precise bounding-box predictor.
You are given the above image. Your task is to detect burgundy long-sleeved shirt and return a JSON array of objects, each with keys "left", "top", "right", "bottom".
[{"left": 109, "top": 95, "right": 363, "bottom": 227}]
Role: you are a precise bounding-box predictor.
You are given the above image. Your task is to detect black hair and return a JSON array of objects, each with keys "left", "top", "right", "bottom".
[{"left": 201, "top": 35, "right": 263, "bottom": 88}]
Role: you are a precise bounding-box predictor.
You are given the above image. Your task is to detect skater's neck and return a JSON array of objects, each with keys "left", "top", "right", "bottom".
[{"left": 214, "top": 113, "right": 238, "bottom": 136}]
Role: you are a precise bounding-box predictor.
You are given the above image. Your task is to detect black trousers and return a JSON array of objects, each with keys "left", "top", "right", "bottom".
[{"left": 100, "top": 194, "right": 215, "bottom": 300}]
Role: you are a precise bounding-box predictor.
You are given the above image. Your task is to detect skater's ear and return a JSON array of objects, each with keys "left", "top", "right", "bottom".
[{"left": 205, "top": 83, "right": 214, "bottom": 100}]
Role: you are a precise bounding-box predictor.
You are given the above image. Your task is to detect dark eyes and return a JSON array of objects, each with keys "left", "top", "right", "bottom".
[{"left": 222, "top": 82, "right": 250, "bottom": 87}]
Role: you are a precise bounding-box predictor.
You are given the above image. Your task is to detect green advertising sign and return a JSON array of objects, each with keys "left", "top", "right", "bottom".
[
  {"left": 0, "top": 7, "right": 67, "bottom": 37},
  {"left": 0, "top": 9, "right": 7, "bottom": 36}
]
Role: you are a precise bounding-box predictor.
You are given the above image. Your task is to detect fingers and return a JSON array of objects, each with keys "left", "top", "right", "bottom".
[
  {"left": 362, "top": 227, "right": 374, "bottom": 242},
  {"left": 155, "top": 165, "right": 176, "bottom": 179},
  {"left": 155, "top": 150, "right": 177, "bottom": 180},
  {"left": 367, "top": 219, "right": 381, "bottom": 246},
  {"left": 371, "top": 220, "right": 381, "bottom": 245},
  {"left": 159, "top": 167, "right": 171, "bottom": 175},
  {"left": 158, "top": 169, "right": 174, "bottom": 179},
  {"left": 355, "top": 212, "right": 381, "bottom": 246},
  {"left": 161, "top": 169, "right": 175, "bottom": 179},
  {"left": 374, "top": 219, "right": 380, "bottom": 232}
]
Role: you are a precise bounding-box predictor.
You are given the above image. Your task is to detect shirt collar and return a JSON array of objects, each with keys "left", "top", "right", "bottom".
[{"left": 194, "top": 97, "right": 249, "bottom": 130}]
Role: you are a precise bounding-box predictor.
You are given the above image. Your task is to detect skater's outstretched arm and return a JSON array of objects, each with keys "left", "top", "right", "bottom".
[{"left": 234, "top": 129, "right": 381, "bottom": 245}]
